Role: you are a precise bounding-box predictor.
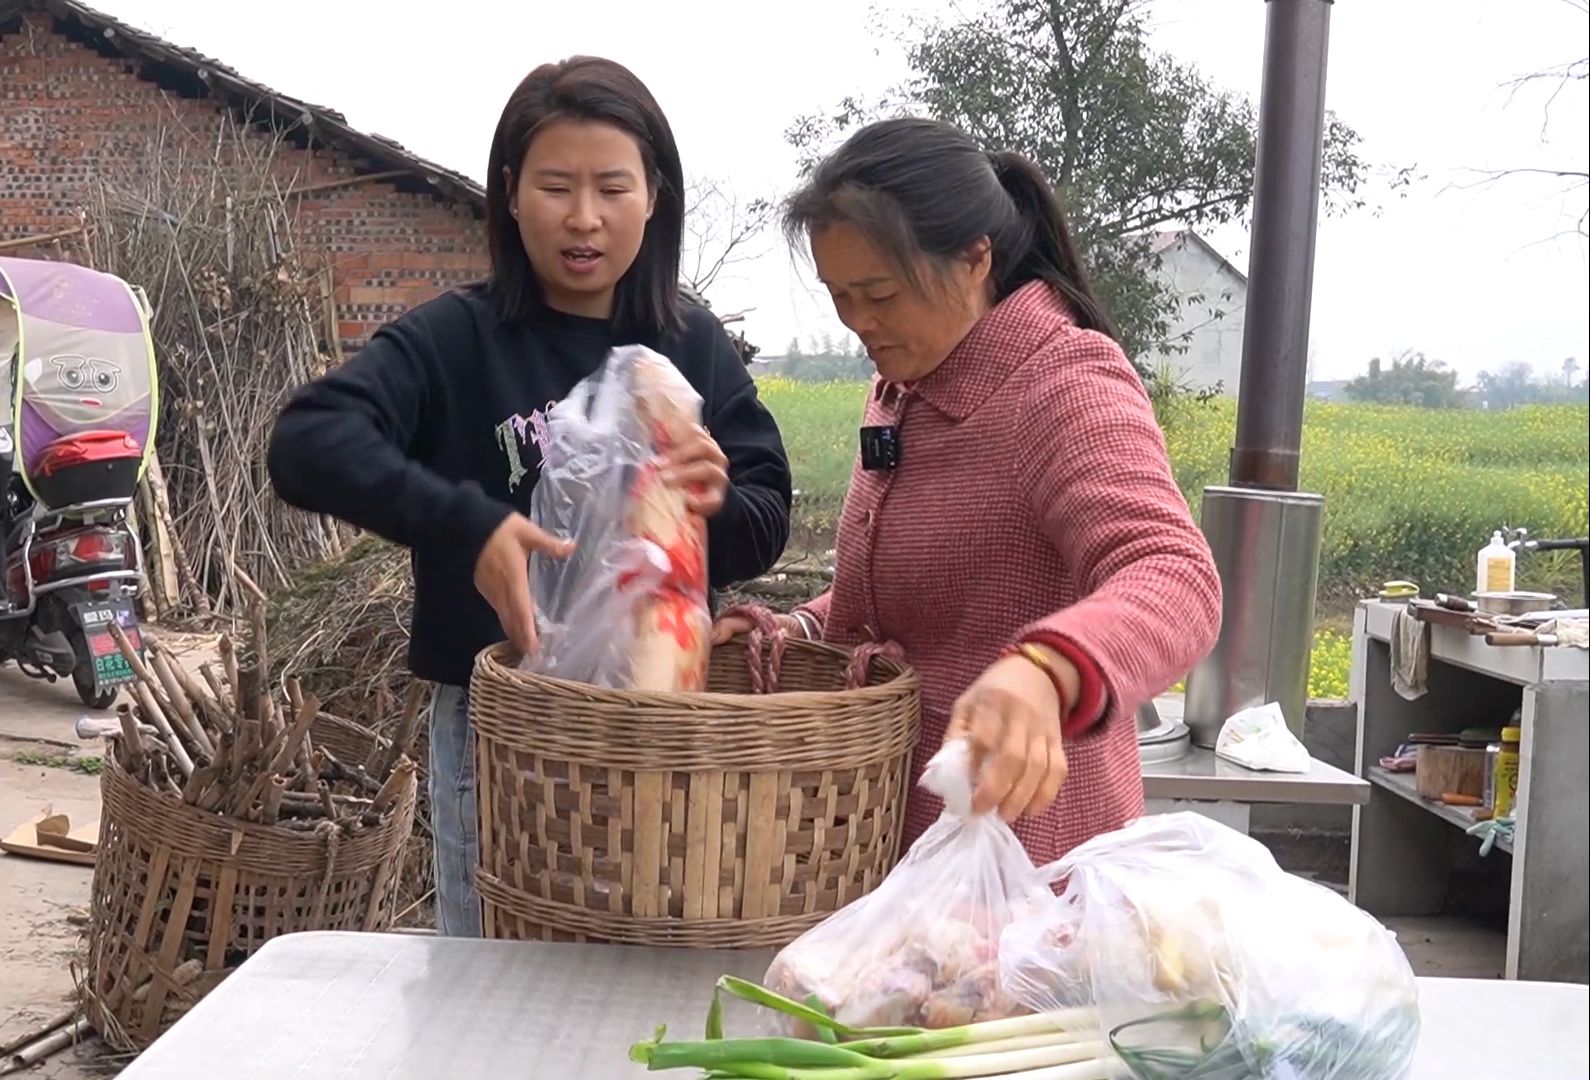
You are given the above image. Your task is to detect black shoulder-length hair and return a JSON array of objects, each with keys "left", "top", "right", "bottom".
[
  {"left": 782, "top": 117, "right": 1116, "bottom": 339},
  {"left": 485, "top": 56, "right": 685, "bottom": 338}
]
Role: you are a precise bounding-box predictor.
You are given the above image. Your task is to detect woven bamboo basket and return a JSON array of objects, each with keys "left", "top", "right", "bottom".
[
  {"left": 307, "top": 710, "right": 389, "bottom": 769},
  {"left": 80, "top": 719, "right": 417, "bottom": 1051},
  {"left": 469, "top": 623, "right": 921, "bottom": 947}
]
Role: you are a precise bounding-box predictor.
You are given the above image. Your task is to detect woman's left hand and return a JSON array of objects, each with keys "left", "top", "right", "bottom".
[
  {"left": 659, "top": 424, "right": 730, "bottom": 517},
  {"left": 947, "top": 651, "right": 1074, "bottom": 822}
]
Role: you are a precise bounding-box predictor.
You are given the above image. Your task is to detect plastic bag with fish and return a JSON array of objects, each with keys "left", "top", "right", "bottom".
[
  {"left": 762, "top": 740, "right": 1053, "bottom": 1032},
  {"left": 999, "top": 812, "right": 1422, "bottom": 1080},
  {"left": 522, "top": 344, "right": 710, "bottom": 691}
]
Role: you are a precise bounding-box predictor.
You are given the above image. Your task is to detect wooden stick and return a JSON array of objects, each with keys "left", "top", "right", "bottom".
[
  {"left": 227, "top": 693, "right": 319, "bottom": 817},
  {"left": 235, "top": 662, "right": 260, "bottom": 725},
  {"left": 210, "top": 729, "right": 234, "bottom": 780},
  {"left": 276, "top": 791, "right": 372, "bottom": 822},
  {"left": 219, "top": 635, "right": 240, "bottom": 704},
  {"left": 0, "top": 1006, "right": 77, "bottom": 1059},
  {"left": 148, "top": 751, "right": 182, "bottom": 797},
  {"left": 149, "top": 647, "right": 214, "bottom": 758},
  {"left": 376, "top": 683, "right": 426, "bottom": 781},
  {"left": 263, "top": 693, "right": 320, "bottom": 778},
  {"left": 280, "top": 789, "right": 371, "bottom": 809},
  {"left": 107, "top": 727, "right": 133, "bottom": 773},
  {"left": 258, "top": 690, "right": 282, "bottom": 750},
  {"left": 317, "top": 781, "right": 337, "bottom": 822},
  {"left": 3, "top": 1017, "right": 87, "bottom": 1073},
  {"left": 106, "top": 621, "right": 156, "bottom": 685},
  {"left": 146, "top": 453, "right": 213, "bottom": 622},
  {"left": 116, "top": 704, "right": 147, "bottom": 774},
  {"left": 300, "top": 748, "right": 325, "bottom": 794},
  {"left": 180, "top": 764, "right": 220, "bottom": 806},
  {"left": 109, "top": 626, "right": 210, "bottom": 765},
  {"left": 196, "top": 774, "right": 230, "bottom": 813},
  {"left": 293, "top": 725, "right": 317, "bottom": 793},
  {"left": 246, "top": 595, "right": 270, "bottom": 683},
  {"left": 133, "top": 682, "right": 194, "bottom": 778},
  {"left": 0, "top": 224, "right": 90, "bottom": 252},
  {"left": 370, "top": 756, "right": 415, "bottom": 815},
  {"left": 152, "top": 639, "right": 230, "bottom": 733},
  {"left": 258, "top": 776, "right": 287, "bottom": 825},
  {"left": 199, "top": 663, "right": 233, "bottom": 714},
  {"left": 317, "top": 749, "right": 383, "bottom": 796},
  {"left": 230, "top": 560, "right": 270, "bottom": 607}
]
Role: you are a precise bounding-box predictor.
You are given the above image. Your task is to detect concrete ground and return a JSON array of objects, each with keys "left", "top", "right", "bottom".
[
  {"left": 2, "top": 630, "right": 218, "bottom": 1078},
  {"left": 1, "top": 664, "right": 113, "bottom": 1079},
  {"left": 0, "top": 648, "right": 1506, "bottom": 1077}
]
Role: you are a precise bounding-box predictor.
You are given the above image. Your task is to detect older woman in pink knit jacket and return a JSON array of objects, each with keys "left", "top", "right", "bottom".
[{"left": 716, "top": 117, "right": 1222, "bottom": 866}]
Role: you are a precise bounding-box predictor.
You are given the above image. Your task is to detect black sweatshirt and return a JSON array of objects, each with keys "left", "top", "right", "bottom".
[{"left": 266, "top": 284, "right": 792, "bottom": 687}]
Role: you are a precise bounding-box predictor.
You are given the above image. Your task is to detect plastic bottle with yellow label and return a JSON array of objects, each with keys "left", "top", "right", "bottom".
[
  {"left": 1491, "top": 725, "right": 1521, "bottom": 819},
  {"left": 1476, "top": 531, "right": 1516, "bottom": 594}
]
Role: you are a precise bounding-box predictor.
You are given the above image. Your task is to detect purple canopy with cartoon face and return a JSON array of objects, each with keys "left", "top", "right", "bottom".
[{"left": 0, "top": 256, "right": 158, "bottom": 498}]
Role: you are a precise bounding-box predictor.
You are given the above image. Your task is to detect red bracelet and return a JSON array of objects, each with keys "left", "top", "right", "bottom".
[{"left": 1002, "top": 641, "right": 1071, "bottom": 722}]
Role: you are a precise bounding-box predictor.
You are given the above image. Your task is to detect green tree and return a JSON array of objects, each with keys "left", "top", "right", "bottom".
[
  {"left": 1476, "top": 360, "right": 1589, "bottom": 409},
  {"left": 1345, "top": 351, "right": 1463, "bottom": 408},
  {"left": 786, "top": 0, "right": 1394, "bottom": 372}
]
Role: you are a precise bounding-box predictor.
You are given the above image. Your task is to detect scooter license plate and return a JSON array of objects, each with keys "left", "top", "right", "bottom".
[{"left": 75, "top": 600, "right": 142, "bottom": 691}]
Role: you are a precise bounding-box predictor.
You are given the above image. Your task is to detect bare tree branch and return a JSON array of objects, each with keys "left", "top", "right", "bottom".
[
  {"left": 681, "top": 177, "right": 775, "bottom": 297},
  {"left": 1466, "top": 9, "right": 1590, "bottom": 241}
]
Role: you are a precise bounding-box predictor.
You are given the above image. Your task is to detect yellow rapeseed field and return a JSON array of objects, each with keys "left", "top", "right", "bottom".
[{"left": 754, "top": 377, "right": 1588, "bottom": 699}]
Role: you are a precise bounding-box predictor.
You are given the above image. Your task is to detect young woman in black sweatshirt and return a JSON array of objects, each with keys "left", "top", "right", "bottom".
[{"left": 265, "top": 56, "right": 793, "bottom": 936}]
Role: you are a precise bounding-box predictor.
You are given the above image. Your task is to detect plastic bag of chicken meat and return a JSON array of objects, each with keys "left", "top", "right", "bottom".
[
  {"left": 999, "top": 812, "right": 1422, "bottom": 1080},
  {"left": 762, "top": 740, "right": 1055, "bottom": 1033},
  {"left": 521, "top": 345, "right": 711, "bottom": 692}
]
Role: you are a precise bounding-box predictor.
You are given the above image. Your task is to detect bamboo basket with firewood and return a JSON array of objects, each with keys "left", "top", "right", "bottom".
[{"left": 79, "top": 612, "right": 419, "bottom": 1052}]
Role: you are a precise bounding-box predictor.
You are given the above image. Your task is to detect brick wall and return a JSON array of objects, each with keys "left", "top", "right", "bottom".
[{"left": 0, "top": 13, "right": 490, "bottom": 350}]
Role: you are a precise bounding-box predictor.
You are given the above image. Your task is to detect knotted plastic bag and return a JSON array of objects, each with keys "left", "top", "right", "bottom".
[
  {"left": 762, "top": 739, "right": 1053, "bottom": 1032},
  {"left": 523, "top": 345, "right": 710, "bottom": 692},
  {"left": 999, "top": 812, "right": 1421, "bottom": 1080}
]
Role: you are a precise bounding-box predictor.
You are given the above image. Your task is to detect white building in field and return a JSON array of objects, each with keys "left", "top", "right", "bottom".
[{"left": 1141, "top": 230, "right": 1249, "bottom": 397}]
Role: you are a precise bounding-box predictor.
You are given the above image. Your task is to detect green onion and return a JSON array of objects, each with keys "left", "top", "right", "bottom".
[
  {"left": 711, "top": 977, "right": 921, "bottom": 1040},
  {"left": 630, "top": 974, "right": 1121, "bottom": 1079},
  {"left": 645, "top": 1039, "right": 1106, "bottom": 1078},
  {"left": 632, "top": 1034, "right": 883, "bottom": 1072},
  {"left": 696, "top": 1056, "right": 1122, "bottom": 1079},
  {"left": 899, "top": 1032, "right": 1092, "bottom": 1059},
  {"left": 844, "top": 1008, "right": 1099, "bottom": 1059}
]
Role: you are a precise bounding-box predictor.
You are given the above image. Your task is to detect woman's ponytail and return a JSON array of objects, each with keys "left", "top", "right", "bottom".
[
  {"left": 780, "top": 118, "right": 1117, "bottom": 340},
  {"left": 988, "top": 150, "right": 1117, "bottom": 340}
]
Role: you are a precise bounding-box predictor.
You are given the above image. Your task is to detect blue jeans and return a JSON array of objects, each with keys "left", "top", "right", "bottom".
[{"left": 428, "top": 683, "right": 482, "bottom": 937}]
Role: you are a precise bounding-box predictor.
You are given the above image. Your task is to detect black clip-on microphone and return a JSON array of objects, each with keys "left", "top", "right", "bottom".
[{"left": 860, "top": 425, "right": 901, "bottom": 472}]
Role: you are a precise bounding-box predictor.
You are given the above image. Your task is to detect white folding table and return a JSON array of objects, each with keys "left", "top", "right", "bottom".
[{"left": 118, "top": 932, "right": 1590, "bottom": 1079}]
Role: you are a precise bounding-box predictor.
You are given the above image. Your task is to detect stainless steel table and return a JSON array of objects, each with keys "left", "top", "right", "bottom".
[
  {"left": 1350, "top": 599, "right": 1589, "bottom": 982},
  {"left": 1142, "top": 745, "right": 1368, "bottom": 805},
  {"left": 119, "top": 931, "right": 1589, "bottom": 1079},
  {"left": 1141, "top": 744, "right": 1368, "bottom": 836}
]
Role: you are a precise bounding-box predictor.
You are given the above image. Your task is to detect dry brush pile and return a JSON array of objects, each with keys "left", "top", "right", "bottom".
[
  {"left": 82, "top": 112, "right": 351, "bottom": 620},
  {"left": 263, "top": 534, "right": 418, "bottom": 724}
]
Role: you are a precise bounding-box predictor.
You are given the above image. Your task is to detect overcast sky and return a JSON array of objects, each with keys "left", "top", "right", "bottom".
[{"left": 85, "top": 0, "right": 1590, "bottom": 383}]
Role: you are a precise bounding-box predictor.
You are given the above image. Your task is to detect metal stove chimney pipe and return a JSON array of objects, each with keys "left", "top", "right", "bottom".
[{"left": 1183, "top": 0, "right": 1334, "bottom": 747}]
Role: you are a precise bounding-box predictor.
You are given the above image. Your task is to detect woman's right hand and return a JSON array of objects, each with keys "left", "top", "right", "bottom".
[
  {"left": 711, "top": 611, "right": 804, "bottom": 645},
  {"left": 473, "top": 513, "right": 574, "bottom": 657}
]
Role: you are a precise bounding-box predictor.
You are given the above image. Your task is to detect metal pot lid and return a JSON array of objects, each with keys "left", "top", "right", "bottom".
[
  {"left": 1138, "top": 720, "right": 1191, "bottom": 764},
  {"left": 1138, "top": 716, "right": 1190, "bottom": 745}
]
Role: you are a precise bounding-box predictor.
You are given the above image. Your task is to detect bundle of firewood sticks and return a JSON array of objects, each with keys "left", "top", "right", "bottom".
[{"left": 103, "top": 606, "right": 419, "bottom": 835}]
